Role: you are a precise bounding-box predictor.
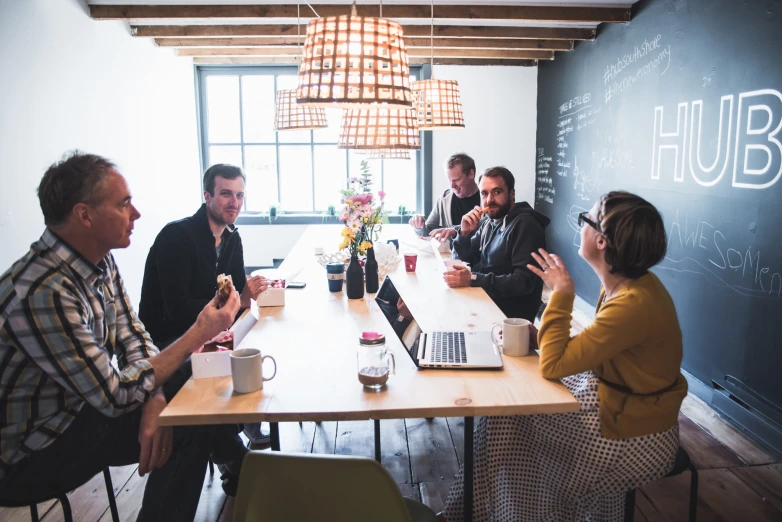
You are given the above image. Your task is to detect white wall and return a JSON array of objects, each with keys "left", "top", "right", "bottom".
[
  {"left": 0, "top": 0, "right": 200, "bottom": 304},
  {"left": 430, "top": 65, "right": 539, "bottom": 208}
]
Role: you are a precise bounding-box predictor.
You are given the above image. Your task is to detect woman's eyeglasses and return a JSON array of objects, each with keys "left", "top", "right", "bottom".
[{"left": 578, "top": 211, "right": 601, "bottom": 232}]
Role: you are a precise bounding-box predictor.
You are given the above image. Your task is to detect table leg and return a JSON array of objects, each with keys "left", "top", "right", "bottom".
[
  {"left": 374, "top": 419, "right": 381, "bottom": 463},
  {"left": 464, "top": 416, "right": 474, "bottom": 522},
  {"left": 270, "top": 422, "right": 280, "bottom": 451}
]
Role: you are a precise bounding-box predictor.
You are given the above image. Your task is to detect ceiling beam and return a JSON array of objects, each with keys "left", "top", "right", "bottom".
[
  {"left": 132, "top": 24, "right": 596, "bottom": 41},
  {"left": 175, "top": 47, "right": 555, "bottom": 60},
  {"left": 93, "top": 5, "right": 629, "bottom": 23},
  {"left": 156, "top": 37, "right": 573, "bottom": 51},
  {"left": 192, "top": 56, "right": 539, "bottom": 67}
]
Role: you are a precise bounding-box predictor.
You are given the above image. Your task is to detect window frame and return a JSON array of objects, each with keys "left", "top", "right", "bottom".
[{"left": 194, "top": 64, "right": 430, "bottom": 226}]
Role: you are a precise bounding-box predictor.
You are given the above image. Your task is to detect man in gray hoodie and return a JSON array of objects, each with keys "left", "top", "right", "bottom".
[
  {"left": 445, "top": 167, "right": 550, "bottom": 322},
  {"left": 409, "top": 153, "right": 480, "bottom": 242}
]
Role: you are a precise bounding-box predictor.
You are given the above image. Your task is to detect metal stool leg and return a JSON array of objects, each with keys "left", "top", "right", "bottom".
[
  {"left": 103, "top": 468, "right": 120, "bottom": 522},
  {"left": 624, "top": 489, "right": 636, "bottom": 522},
  {"left": 29, "top": 504, "right": 39, "bottom": 522},
  {"left": 58, "top": 494, "right": 73, "bottom": 522},
  {"left": 688, "top": 464, "right": 698, "bottom": 522}
]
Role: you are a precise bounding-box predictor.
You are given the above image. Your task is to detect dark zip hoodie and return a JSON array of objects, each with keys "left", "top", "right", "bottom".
[
  {"left": 139, "top": 204, "right": 247, "bottom": 347},
  {"left": 453, "top": 202, "right": 550, "bottom": 322}
]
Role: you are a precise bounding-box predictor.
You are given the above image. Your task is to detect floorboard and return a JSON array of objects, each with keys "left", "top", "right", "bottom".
[
  {"left": 4, "top": 394, "right": 780, "bottom": 521},
  {"left": 677, "top": 414, "right": 745, "bottom": 470},
  {"left": 680, "top": 395, "right": 778, "bottom": 465},
  {"left": 405, "top": 418, "right": 461, "bottom": 484}
]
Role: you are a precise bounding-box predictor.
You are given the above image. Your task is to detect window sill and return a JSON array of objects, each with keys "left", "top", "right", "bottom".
[{"left": 236, "top": 214, "right": 414, "bottom": 226}]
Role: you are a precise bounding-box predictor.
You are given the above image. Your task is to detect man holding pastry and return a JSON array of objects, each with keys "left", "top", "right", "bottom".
[
  {"left": 446, "top": 167, "right": 550, "bottom": 322},
  {"left": 139, "top": 163, "right": 268, "bottom": 494}
]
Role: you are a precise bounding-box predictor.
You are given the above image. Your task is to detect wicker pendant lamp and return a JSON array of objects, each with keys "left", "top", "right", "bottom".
[
  {"left": 274, "top": 3, "right": 328, "bottom": 131},
  {"left": 338, "top": 107, "right": 420, "bottom": 150},
  {"left": 360, "top": 149, "right": 412, "bottom": 160},
  {"left": 410, "top": 0, "right": 465, "bottom": 129},
  {"left": 297, "top": 0, "right": 413, "bottom": 108}
]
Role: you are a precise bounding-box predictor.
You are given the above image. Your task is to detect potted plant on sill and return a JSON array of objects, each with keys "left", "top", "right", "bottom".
[
  {"left": 268, "top": 203, "right": 282, "bottom": 224},
  {"left": 322, "top": 204, "right": 337, "bottom": 223},
  {"left": 397, "top": 205, "right": 408, "bottom": 224}
]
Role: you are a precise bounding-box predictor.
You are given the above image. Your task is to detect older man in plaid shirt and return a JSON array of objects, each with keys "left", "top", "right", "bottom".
[{"left": 0, "top": 152, "right": 240, "bottom": 521}]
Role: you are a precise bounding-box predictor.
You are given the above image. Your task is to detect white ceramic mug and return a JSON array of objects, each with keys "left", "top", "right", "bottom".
[
  {"left": 230, "top": 348, "right": 277, "bottom": 393},
  {"left": 491, "top": 318, "right": 530, "bottom": 357}
]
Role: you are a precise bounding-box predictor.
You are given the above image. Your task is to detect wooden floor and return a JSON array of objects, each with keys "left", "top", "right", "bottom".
[{"left": 1, "top": 393, "right": 780, "bottom": 522}]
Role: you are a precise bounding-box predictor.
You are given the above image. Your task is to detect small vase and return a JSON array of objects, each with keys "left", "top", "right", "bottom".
[
  {"left": 346, "top": 255, "right": 365, "bottom": 299},
  {"left": 364, "top": 246, "right": 379, "bottom": 293}
]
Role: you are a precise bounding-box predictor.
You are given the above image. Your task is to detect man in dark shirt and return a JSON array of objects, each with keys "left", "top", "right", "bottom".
[
  {"left": 408, "top": 153, "right": 480, "bottom": 242},
  {"left": 139, "top": 164, "right": 266, "bottom": 348},
  {"left": 445, "top": 167, "right": 550, "bottom": 322},
  {"left": 139, "top": 164, "right": 268, "bottom": 495}
]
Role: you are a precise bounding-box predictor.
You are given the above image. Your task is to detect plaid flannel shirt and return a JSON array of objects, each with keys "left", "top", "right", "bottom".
[{"left": 0, "top": 229, "right": 159, "bottom": 479}]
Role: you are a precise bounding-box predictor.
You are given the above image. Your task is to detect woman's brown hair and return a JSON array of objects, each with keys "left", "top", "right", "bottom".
[{"left": 597, "top": 191, "right": 667, "bottom": 278}]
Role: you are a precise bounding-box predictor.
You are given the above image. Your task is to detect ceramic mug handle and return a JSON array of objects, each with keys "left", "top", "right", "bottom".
[
  {"left": 261, "top": 355, "right": 277, "bottom": 382},
  {"left": 491, "top": 324, "right": 503, "bottom": 348}
]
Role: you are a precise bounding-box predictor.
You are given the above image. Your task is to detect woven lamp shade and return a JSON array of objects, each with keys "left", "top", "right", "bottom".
[
  {"left": 411, "top": 79, "right": 465, "bottom": 129},
  {"left": 274, "top": 89, "right": 328, "bottom": 131},
  {"left": 297, "top": 15, "right": 413, "bottom": 108},
  {"left": 338, "top": 107, "right": 420, "bottom": 150},
  {"left": 363, "top": 149, "right": 412, "bottom": 160}
]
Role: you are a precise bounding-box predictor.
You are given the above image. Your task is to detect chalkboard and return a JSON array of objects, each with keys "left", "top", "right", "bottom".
[{"left": 535, "top": 0, "right": 782, "bottom": 419}]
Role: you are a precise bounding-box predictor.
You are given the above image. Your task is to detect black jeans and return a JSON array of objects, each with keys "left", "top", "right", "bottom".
[
  {"left": 163, "top": 358, "right": 247, "bottom": 471},
  {"left": 0, "top": 363, "right": 240, "bottom": 522}
]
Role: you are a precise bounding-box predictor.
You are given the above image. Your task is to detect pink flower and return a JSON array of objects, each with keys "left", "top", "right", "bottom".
[{"left": 378, "top": 191, "right": 386, "bottom": 199}]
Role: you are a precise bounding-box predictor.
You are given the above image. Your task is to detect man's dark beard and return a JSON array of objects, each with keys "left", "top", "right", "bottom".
[{"left": 489, "top": 200, "right": 512, "bottom": 220}]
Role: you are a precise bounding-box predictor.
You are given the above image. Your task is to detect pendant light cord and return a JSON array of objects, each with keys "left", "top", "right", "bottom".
[
  {"left": 430, "top": 0, "right": 434, "bottom": 78},
  {"left": 297, "top": 0, "right": 301, "bottom": 64}
]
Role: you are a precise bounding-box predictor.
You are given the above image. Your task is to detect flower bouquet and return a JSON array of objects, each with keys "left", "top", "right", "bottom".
[{"left": 338, "top": 160, "right": 387, "bottom": 298}]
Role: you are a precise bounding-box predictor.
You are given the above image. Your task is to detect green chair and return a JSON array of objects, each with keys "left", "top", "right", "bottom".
[{"left": 233, "top": 451, "right": 439, "bottom": 522}]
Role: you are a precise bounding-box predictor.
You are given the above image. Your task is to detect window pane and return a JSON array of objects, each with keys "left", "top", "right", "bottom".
[
  {"left": 208, "top": 145, "right": 242, "bottom": 168},
  {"left": 382, "top": 155, "right": 417, "bottom": 214},
  {"left": 206, "top": 76, "right": 240, "bottom": 143},
  {"left": 244, "top": 145, "right": 278, "bottom": 212},
  {"left": 279, "top": 145, "right": 313, "bottom": 211},
  {"left": 276, "top": 75, "right": 310, "bottom": 144},
  {"left": 242, "top": 75, "right": 275, "bottom": 143},
  {"left": 313, "top": 108, "right": 341, "bottom": 143},
  {"left": 314, "top": 146, "right": 347, "bottom": 211}
]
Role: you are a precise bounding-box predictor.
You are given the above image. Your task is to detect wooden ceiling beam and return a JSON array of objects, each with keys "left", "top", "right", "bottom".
[
  {"left": 156, "top": 37, "right": 573, "bottom": 51},
  {"left": 192, "top": 56, "right": 539, "bottom": 67},
  {"left": 176, "top": 47, "right": 554, "bottom": 60},
  {"left": 132, "top": 24, "right": 595, "bottom": 41},
  {"left": 93, "top": 5, "right": 629, "bottom": 23}
]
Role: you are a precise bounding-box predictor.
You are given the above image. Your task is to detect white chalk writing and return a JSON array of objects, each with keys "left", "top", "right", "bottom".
[
  {"left": 651, "top": 89, "right": 782, "bottom": 190},
  {"left": 659, "top": 209, "right": 781, "bottom": 299}
]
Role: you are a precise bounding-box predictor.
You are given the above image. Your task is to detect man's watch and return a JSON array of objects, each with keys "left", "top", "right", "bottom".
[{"left": 470, "top": 273, "right": 478, "bottom": 281}]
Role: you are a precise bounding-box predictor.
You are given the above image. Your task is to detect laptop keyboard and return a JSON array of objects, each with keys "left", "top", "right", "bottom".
[{"left": 430, "top": 332, "right": 467, "bottom": 364}]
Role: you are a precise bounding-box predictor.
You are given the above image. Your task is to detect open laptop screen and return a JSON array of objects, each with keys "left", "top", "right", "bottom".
[{"left": 375, "top": 277, "right": 422, "bottom": 360}]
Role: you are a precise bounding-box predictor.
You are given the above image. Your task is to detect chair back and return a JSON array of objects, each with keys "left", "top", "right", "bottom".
[{"left": 233, "top": 451, "right": 413, "bottom": 522}]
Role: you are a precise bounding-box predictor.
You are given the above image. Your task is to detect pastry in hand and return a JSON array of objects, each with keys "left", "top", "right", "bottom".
[{"left": 217, "top": 273, "right": 233, "bottom": 302}]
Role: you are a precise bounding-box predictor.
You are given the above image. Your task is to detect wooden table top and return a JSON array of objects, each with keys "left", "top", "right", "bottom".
[{"left": 159, "top": 225, "right": 578, "bottom": 426}]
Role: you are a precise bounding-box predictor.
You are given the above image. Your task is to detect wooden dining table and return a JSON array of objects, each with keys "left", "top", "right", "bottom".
[{"left": 160, "top": 224, "right": 579, "bottom": 521}]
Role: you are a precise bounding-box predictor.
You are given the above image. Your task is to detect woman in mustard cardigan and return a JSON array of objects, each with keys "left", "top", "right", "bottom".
[{"left": 442, "top": 191, "right": 687, "bottom": 522}]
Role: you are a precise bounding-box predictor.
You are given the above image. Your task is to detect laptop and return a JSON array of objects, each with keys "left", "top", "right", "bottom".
[{"left": 375, "top": 277, "right": 503, "bottom": 370}]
